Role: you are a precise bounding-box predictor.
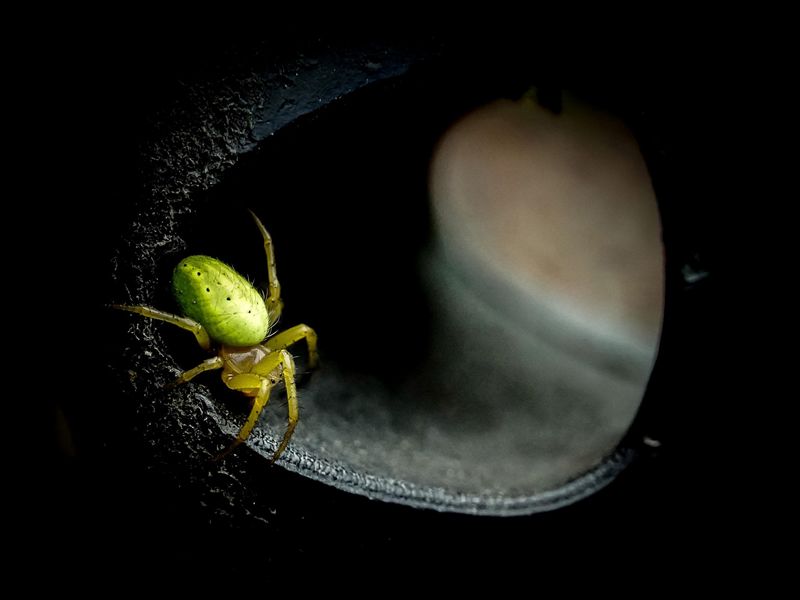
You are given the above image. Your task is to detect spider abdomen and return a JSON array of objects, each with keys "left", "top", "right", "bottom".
[{"left": 172, "top": 255, "right": 270, "bottom": 346}]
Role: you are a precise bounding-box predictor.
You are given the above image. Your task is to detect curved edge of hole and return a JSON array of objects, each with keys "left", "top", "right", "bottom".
[{"left": 261, "top": 443, "right": 639, "bottom": 517}]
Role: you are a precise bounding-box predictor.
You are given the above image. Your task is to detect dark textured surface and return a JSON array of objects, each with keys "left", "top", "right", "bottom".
[
  {"left": 38, "top": 31, "right": 732, "bottom": 579},
  {"left": 104, "top": 42, "right": 660, "bottom": 518}
]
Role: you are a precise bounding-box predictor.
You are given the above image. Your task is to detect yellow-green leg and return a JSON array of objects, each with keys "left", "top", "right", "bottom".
[
  {"left": 216, "top": 373, "right": 272, "bottom": 461},
  {"left": 247, "top": 209, "right": 283, "bottom": 323},
  {"left": 113, "top": 304, "right": 212, "bottom": 351},
  {"left": 265, "top": 324, "right": 319, "bottom": 368},
  {"left": 219, "top": 349, "right": 298, "bottom": 462},
  {"left": 271, "top": 350, "right": 299, "bottom": 462},
  {"left": 166, "top": 356, "right": 224, "bottom": 388}
]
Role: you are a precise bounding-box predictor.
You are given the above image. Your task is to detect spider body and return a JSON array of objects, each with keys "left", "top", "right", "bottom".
[{"left": 115, "top": 211, "right": 318, "bottom": 462}]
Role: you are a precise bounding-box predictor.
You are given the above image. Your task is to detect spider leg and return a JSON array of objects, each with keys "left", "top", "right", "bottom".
[
  {"left": 166, "top": 356, "right": 224, "bottom": 389},
  {"left": 247, "top": 209, "right": 283, "bottom": 323},
  {"left": 112, "top": 304, "right": 212, "bottom": 351},
  {"left": 265, "top": 324, "right": 319, "bottom": 369},
  {"left": 271, "top": 350, "right": 299, "bottom": 463},
  {"left": 217, "top": 349, "right": 298, "bottom": 463},
  {"left": 215, "top": 374, "right": 272, "bottom": 461}
]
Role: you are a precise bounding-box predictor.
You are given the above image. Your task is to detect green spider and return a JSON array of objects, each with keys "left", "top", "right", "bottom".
[{"left": 114, "top": 210, "right": 318, "bottom": 462}]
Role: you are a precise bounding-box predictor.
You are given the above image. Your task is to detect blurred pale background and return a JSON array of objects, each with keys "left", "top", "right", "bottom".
[{"left": 430, "top": 92, "right": 664, "bottom": 354}]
